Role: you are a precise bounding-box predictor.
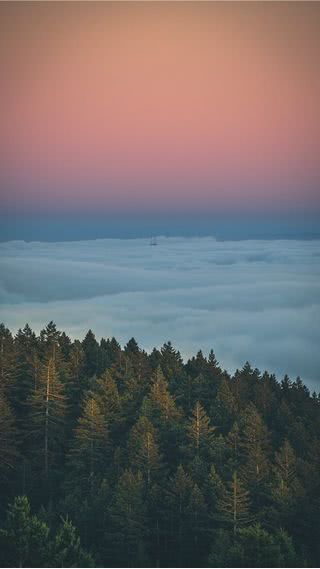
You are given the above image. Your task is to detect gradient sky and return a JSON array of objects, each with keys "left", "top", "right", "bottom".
[{"left": 1, "top": 1, "right": 320, "bottom": 217}]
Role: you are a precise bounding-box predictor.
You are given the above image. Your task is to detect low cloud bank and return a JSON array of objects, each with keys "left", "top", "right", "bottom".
[{"left": 0, "top": 237, "right": 319, "bottom": 389}]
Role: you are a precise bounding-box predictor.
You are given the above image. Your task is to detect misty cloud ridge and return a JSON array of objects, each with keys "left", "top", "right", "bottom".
[{"left": 0, "top": 237, "right": 319, "bottom": 389}]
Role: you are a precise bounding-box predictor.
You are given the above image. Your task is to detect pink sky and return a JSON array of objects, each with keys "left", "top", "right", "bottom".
[{"left": 1, "top": 1, "right": 320, "bottom": 215}]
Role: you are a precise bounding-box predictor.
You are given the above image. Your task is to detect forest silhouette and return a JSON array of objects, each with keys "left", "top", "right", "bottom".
[{"left": 0, "top": 322, "right": 319, "bottom": 567}]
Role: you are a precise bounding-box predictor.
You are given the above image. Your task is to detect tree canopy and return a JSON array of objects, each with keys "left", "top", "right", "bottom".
[{"left": 0, "top": 322, "right": 319, "bottom": 567}]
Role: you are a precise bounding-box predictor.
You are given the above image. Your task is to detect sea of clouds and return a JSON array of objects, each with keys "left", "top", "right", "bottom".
[{"left": 0, "top": 237, "right": 319, "bottom": 389}]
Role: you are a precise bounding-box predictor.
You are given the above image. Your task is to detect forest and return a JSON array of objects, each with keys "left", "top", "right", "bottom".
[{"left": 0, "top": 321, "right": 319, "bottom": 567}]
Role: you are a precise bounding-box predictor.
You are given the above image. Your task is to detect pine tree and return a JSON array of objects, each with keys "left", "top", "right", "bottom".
[
  {"left": 108, "top": 469, "right": 148, "bottom": 567},
  {"left": 0, "top": 323, "right": 16, "bottom": 397},
  {"left": 0, "top": 496, "right": 49, "bottom": 567},
  {"left": 147, "top": 482, "right": 166, "bottom": 568},
  {"left": 120, "top": 356, "right": 150, "bottom": 423},
  {"left": 39, "top": 322, "right": 61, "bottom": 355},
  {"left": 274, "top": 439, "right": 299, "bottom": 498},
  {"left": 99, "top": 337, "right": 121, "bottom": 371},
  {"left": 58, "top": 332, "right": 72, "bottom": 360},
  {"left": 160, "top": 341, "right": 184, "bottom": 382},
  {"left": 0, "top": 392, "right": 17, "bottom": 479},
  {"left": 82, "top": 330, "right": 100, "bottom": 378},
  {"left": 227, "top": 421, "right": 241, "bottom": 470},
  {"left": 185, "top": 350, "right": 222, "bottom": 406},
  {"left": 208, "top": 524, "right": 300, "bottom": 567},
  {"left": 93, "top": 370, "right": 122, "bottom": 427},
  {"left": 217, "top": 471, "right": 250, "bottom": 534},
  {"left": 186, "top": 350, "right": 208, "bottom": 378},
  {"left": 240, "top": 524, "right": 299, "bottom": 567},
  {"left": 211, "top": 378, "right": 237, "bottom": 432},
  {"left": 142, "top": 366, "right": 182, "bottom": 433},
  {"left": 122, "top": 340, "right": 151, "bottom": 396},
  {"left": 65, "top": 341, "right": 87, "bottom": 426},
  {"left": 188, "top": 483, "right": 208, "bottom": 562},
  {"left": 124, "top": 337, "right": 140, "bottom": 355},
  {"left": 53, "top": 517, "right": 94, "bottom": 567},
  {"left": 68, "top": 394, "right": 109, "bottom": 492},
  {"left": 149, "top": 347, "right": 162, "bottom": 371},
  {"left": 187, "top": 401, "right": 216, "bottom": 456},
  {"left": 167, "top": 465, "right": 193, "bottom": 511},
  {"left": 142, "top": 367, "right": 183, "bottom": 466},
  {"left": 206, "top": 465, "right": 225, "bottom": 514},
  {"left": 239, "top": 404, "right": 270, "bottom": 485},
  {"left": 166, "top": 465, "right": 194, "bottom": 566},
  {"left": 13, "top": 324, "right": 39, "bottom": 412},
  {"left": 233, "top": 362, "right": 259, "bottom": 405},
  {"left": 128, "top": 416, "right": 162, "bottom": 485},
  {"left": 29, "top": 349, "right": 66, "bottom": 482},
  {"left": 208, "top": 350, "right": 221, "bottom": 370}
]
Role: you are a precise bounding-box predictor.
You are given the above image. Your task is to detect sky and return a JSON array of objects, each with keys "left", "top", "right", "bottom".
[
  {"left": 1, "top": 237, "right": 319, "bottom": 390},
  {"left": 0, "top": 2, "right": 319, "bottom": 387},
  {"left": 0, "top": 1, "right": 320, "bottom": 227}
]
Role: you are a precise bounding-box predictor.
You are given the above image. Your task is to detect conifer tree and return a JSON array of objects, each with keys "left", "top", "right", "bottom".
[
  {"left": 124, "top": 337, "right": 140, "bottom": 355},
  {"left": 65, "top": 341, "right": 86, "bottom": 426},
  {"left": 82, "top": 330, "right": 100, "bottom": 378},
  {"left": 0, "top": 392, "right": 17, "bottom": 479},
  {"left": 108, "top": 469, "right": 148, "bottom": 567},
  {"left": 58, "top": 332, "right": 72, "bottom": 360},
  {"left": 0, "top": 496, "right": 49, "bottom": 568},
  {"left": 13, "top": 324, "right": 39, "bottom": 411},
  {"left": 211, "top": 378, "right": 237, "bottom": 432},
  {"left": 147, "top": 482, "right": 166, "bottom": 568},
  {"left": 0, "top": 323, "right": 16, "bottom": 397},
  {"left": 187, "top": 401, "right": 216, "bottom": 456},
  {"left": 68, "top": 394, "right": 109, "bottom": 491},
  {"left": 208, "top": 524, "right": 300, "bottom": 567},
  {"left": 218, "top": 471, "right": 250, "bottom": 534},
  {"left": 120, "top": 356, "right": 150, "bottom": 423},
  {"left": 149, "top": 347, "right": 162, "bottom": 370},
  {"left": 233, "top": 362, "right": 259, "bottom": 405},
  {"left": 166, "top": 465, "right": 194, "bottom": 566},
  {"left": 93, "top": 370, "right": 122, "bottom": 427},
  {"left": 188, "top": 483, "right": 208, "bottom": 560},
  {"left": 29, "top": 349, "right": 66, "bottom": 481},
  {"left": 128, "top": 416, "right": 162, "bottom": 485},
  {"left": 206, "top": 465, "right": 225, "bottom": 514},
  {"left": 100, "top": 337, "right": 121, "bottom": 371},
  {"left": 271, "top": 439, "right": 305, "bottom": 528},
  {"left": 53, "top": 517, "right": 94, "bottom": 567},
  {"left": 274, "top": 439, "right": 299, "bottom": 498},
  {"left": 208, "top": 350, "right": 221, "bottom": 370},
  {"left": 186, "top": 350, "right": 208, "bottom": 378},
  {"left": 239, "top": 404, "right": 270, "bottom": 485},
  {"left": 160, "top": 341, "right": 184, "bottom": 382},
  {"left": 141, "top": 366, "right": 182, "bottom": 450},
  {"left": 168, "top": 465, "right": 193, "bottom": 512}
]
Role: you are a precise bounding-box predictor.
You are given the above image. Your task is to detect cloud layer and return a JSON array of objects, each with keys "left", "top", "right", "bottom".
[{"left": 0, "top": 237, "right": 319, "bottom": 389}]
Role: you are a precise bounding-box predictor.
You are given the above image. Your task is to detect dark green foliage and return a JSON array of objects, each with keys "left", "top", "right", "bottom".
[
  {"left": 52, "top": 517, "right": 94, "bottom": 567},
  {"left": 0, "top": 496, "right": 49, "bottom": 567},
  {"left": 208, "top": 524, "right": 300, "bottom": 567},
  {"left": 0, "top": 496, "right": 93, "bottom": 568},
  {"left": 217, "top": 471, "right": 251, "bottom": 534},
  {"left": 0, "top": 392, "right": 17, "bottom": 480},
  {"left": 128, "top": 416, "right": 162, "bottom": 485},
  {"left": 0, "top": 322, "right": 319, "bottom": 567},
  {"left": 186, "top": 401, "right": 216, "bottom": 461},
  {"left": 107, "top": 469, "right": 149, "bottom": 566},
  {"left": 67, "top": 393, "right": 109, "bottom": 492}
]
